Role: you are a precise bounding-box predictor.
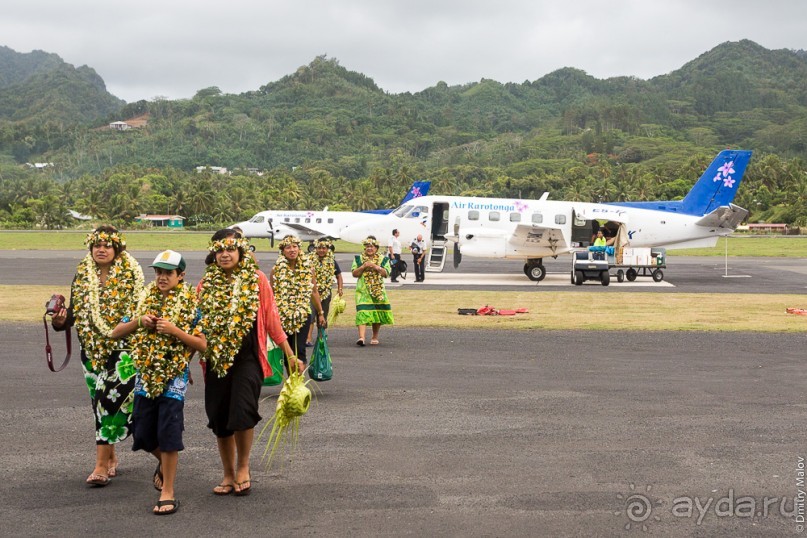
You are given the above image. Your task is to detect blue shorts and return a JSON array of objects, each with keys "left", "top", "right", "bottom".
[{"left": 131, "top": 394, "right": 184, "bottom": 453}]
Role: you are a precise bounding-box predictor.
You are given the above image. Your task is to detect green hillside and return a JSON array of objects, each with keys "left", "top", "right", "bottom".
[{"left": 1, "top": 41, "right": 807, "bottom": 229}]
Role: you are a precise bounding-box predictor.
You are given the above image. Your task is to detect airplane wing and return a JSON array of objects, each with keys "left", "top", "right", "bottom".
[
  {"left": 507, "top": 223, "right": 569, "bottom": 254},
  {"left": 695, "top": 203, "right": 749, "bottom": 229}
]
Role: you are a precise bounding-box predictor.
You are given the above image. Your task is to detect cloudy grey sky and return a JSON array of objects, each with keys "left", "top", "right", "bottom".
[{"left": 4, "top": 0, "right": 807, "bottom": 103}]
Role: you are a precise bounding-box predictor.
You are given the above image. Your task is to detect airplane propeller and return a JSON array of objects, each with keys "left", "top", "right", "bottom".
[{"left": 268, "top": 218, "right": 275, "bottom": 248}]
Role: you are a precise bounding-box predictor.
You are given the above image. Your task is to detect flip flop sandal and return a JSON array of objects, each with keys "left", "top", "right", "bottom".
[
  {"left": 234, "top": 479, "right": 252, "bottom": 496},
  {"left": 107, "top": 464, "right": 118, "bottom": 478},
  {"left": 153, "top": 462, "right": 163, "bottom": 492},
  {"left": 86, "top": 473, "right": 110, "bottom": 487},
  {"left": 356, "top": 339, "right": 365, "bottom": 346},
  {"left": 370, "top": 339, "right": 379, "bottom": 345},
  {"left": 154, "top": 499, "right": 179, "bottom": 515},
  {"left": 213, "top": 483, "right": 234, "bottom": 496}
]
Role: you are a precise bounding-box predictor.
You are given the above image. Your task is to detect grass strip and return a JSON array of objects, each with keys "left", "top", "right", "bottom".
[{"left": 8, "top": 285, "right": 807, "bottom": 332}]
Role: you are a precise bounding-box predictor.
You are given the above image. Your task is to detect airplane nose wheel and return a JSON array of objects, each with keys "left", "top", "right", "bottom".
[{"left": 524, "top": 262, "right": 546, "bottom": 282}]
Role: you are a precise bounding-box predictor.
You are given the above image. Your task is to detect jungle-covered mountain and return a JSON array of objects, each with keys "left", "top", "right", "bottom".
[
  {"left": 2, "top": 39, "right": 807, "bottom": 229},
  {"left": 0, "top": 46, "right": 123, "bottom": 129}
]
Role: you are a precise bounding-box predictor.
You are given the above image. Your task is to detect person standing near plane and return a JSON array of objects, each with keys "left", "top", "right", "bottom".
[
  {"left": 410, "top": 234, "right": 428, "bottom": 282},
  {"left": 353, "top": 236, "right": 393, "bottom": 346},
  {"left": 387, "top": 229, "right": 402, "bottom": 283},
  {"left": 270, "top": 235, "right": 326, "bottom": 366}
]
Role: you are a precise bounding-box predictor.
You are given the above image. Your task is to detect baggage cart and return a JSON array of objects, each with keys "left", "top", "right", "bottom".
[{"left": 609, "top": 247, "right": 667, "bottom": 283}]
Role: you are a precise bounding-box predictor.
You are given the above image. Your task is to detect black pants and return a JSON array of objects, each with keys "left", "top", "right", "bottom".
[
  {"left": 390, "top": 253, "right": 402, "bottom": 281},
  {"left": 285, "top": 316, "right": 313, "bottom": 366},
  {"left": 413, "top": 255, "right": 425, "bottom": 281}
]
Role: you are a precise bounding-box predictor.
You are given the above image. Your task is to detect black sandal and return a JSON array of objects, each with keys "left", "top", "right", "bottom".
[
  {"left": 154, "top": 499, "right": 179, "bottom": 515},
  {"left": 153, "top": 461, "right": 163, "bottom": 492}
]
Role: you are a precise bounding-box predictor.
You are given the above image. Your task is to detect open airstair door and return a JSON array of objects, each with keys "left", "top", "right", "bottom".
[{"left": 427, "top": 240, "right": 447, "bottom": 272}]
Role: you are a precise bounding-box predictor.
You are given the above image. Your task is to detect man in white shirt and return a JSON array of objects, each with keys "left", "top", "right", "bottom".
[{"left": 387, "top": 229, "right": 402, "bottom": 282}]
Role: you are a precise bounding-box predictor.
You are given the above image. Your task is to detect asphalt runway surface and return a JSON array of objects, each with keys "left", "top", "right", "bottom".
[
  {"left": 2, "top": 325, "right": 806, "bottom": 537},
  {"left": 3, "top": 249, "right": 807, "bottom": 294},
  {"left": 2, "top": 250, "right": 807, "bottom": 536}
]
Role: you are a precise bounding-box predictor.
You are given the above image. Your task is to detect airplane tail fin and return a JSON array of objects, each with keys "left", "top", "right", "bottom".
[
  {"left": 400, "top": 181, "right": 431, "bottom": 204},
  {"left": 610, "top": 150, "right": 752, "bottom": 217},
  {"left": 361, "top": 181, "right": 431, "bottom": 215},
  {"left": 679, "top": 150, "right": 752, "bottom": 215}
]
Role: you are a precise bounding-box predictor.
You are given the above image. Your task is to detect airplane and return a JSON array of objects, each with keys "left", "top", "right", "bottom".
[
  {"left": 232, "top": 181, "right": 430, "bottom": 250},
  {"left": 339, "top": 149, "right": 753, "bottom": 281}
]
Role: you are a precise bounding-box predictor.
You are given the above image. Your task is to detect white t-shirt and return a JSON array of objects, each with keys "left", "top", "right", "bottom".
[{"left": 388, "top": 235, "right": 402, "bottom": 255}]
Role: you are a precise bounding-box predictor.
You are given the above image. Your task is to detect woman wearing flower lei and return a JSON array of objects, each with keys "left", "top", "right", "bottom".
[
  {"left": 269, "top": 235, "right": 326, "bottom": 364},
  {"left": 351, "top": 235, "right": 394, "bottom": 346},
  {"left": 51, "top": 225, "right": 145, "bottom": 487},
  {"left": 305, "top": 238, "right": 344, "bottom": 346},
  {"left": 196, "top": 229, "right": 302, "bottom": 497}
]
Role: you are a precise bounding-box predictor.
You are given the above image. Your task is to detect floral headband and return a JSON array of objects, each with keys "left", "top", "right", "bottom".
[
  {"left": 84, "top": 230, "right": 125, "bottom": 249},
  {"left": 278, "top": 235, "right": 302, "bottom": 251},
  {"left": 362, "top": 237, "right": 380, "bottom": 248},
  {"left": 209, "top": 236, "right": 250, "bottom": 252},
  {"left": 315, "top": 238, "right": 333, "bottom": 249}
]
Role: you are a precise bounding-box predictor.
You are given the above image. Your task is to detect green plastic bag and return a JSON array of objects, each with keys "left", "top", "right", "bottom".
[
  {"left": 263, "top": 339, "right": 285, "bottom": 386},
  {"left": 309, "top": 330, "right": 332, "bottom": 381}
]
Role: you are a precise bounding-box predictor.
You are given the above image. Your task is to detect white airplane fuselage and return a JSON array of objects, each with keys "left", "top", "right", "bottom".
[
  {"left": 341, "top": 195, "right": 739, "bottom": 259},
  {"left": 341, "top": 149, "right": 752, "bottom": 273}
]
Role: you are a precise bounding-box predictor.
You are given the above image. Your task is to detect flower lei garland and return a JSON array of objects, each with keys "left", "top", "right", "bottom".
[
  {"left": 130, "top": 282, "right": 198, "bottom": 398},
  {"left": 72, "top": 251, "right": 145, "bottom": 372},
  {"left": 273, "top": 253, "right": 314, "bottom": 334},
  {"left": 360, "top": 251, "right": 386, "bottom": 301},
  {"left": 310, "top": 248, "right": 335, "bottom": 301},
  {"left": 197, "top": 255, "right": 260, "bottom": 377}
]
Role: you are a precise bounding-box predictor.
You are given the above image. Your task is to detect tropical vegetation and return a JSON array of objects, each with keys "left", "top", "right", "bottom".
[{"left": 1, "top": 40, "right": 806, "bottom": 230}]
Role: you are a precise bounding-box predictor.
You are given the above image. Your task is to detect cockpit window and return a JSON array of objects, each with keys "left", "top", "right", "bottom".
[
  {"left": 407, "top": 205, "right": 428, "bottom": 218},
  {"left": 393, "top": 205, "right": 412, "bottom": 218},
  {"left": 249, "top": 215, "right": 264, "bottom": 223}
]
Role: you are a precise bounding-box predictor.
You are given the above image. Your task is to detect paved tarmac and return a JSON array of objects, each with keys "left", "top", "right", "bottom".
[
  {"left": 2, "top": 249, "right": 807, "bottom": 536},
  {"left": 2, "top": 323, "right": 806, "bottom": 537},
  {"left": 3, "top": 249, "right": 807, "bottom": 294}
]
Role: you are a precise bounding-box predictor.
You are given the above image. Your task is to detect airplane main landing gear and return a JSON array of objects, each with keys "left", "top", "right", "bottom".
[{"left": 524, "top": 260, "right": 546, "bottom": 282}]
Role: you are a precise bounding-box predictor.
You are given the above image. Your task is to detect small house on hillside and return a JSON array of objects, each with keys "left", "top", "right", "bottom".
[
  {"left": 135, "top": 214, "right": 185, "bottom": 228},
  {"left": 25, "top": 162, "right": 54, "bottom": 170},
  {"left": 195, "top": 166, "right": 229, "bottom": 175},
  {"left": 109, "top": 121, "right": 131, "bottom": 131}
]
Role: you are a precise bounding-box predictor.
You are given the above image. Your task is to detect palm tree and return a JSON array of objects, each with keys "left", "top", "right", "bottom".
[
  {"left": 349, "top": 181, "right": 382, "bottom": 211},
  {"left": 186, "top": 180, "right": 216, "bottom": 216}
]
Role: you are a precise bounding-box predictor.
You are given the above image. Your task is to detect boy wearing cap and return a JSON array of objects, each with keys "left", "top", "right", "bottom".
[{"left": 111, "top": 250, "right": 206, "bottom": 515}]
